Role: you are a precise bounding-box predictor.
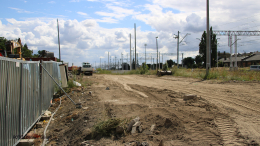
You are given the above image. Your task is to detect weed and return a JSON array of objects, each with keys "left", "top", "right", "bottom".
[
  {"left": 67, "top": 79, "right": 76, "bottom": 88},
  {"left": 140, "top": 63, "right": 149, "bottom": 74},
  {"left": 92, "top": 118, "right": 121, "bottom": 137}
]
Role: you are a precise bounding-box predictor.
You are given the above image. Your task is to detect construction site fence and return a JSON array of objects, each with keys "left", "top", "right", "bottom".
[{"left": 0, "top": 57, "right": 62, "bottom": 146}]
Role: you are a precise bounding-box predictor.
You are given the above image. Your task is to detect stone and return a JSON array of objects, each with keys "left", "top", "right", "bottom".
[
  {"left": 150, "top": 124, "right": 156, "bottom": 132},
  {"left": 133, "top": 121, "right": 141, "bottom": 127},
  {"left": 131, "top": 126, "right": 137, "bottom": 134},
  {"left": 127, "top": 120, "right": 136, "bottom": 132},
  {"left": 44, "top": 111, "right": 51, "bottom": 116},
  {"left": 141, "top": 142, "right": 149, "bottom": 146},
  {"left": 17, "top": 139, "right": 34, "bottom": 146},
  {"left": 158, "top": 140, "right": 164, "bottom": 146},
  {"left": 155, "top": 131, "right": 160, "bottom": 135},
  {"left": 83, "top": 107, "right": 89, "bottom": 110},
  {"left": 148, "top": 135, "right": 153, "bottom": 141},
  {"left": 183, "top": 94, "right": 197, "bottom": 101},
  {"left": 164, "top": 118, "right": 172, "bottom": 128},
  {"left": 36, "top": 122, "right": 43, "bottom": 128},
  {"left": 40, "top": 116, "right": 50, "bottom": 121}
]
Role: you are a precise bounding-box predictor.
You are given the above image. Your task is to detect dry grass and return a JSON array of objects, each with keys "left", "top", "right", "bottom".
[{"left": 172, "top": 67, "right": 260, "bottom": 81}]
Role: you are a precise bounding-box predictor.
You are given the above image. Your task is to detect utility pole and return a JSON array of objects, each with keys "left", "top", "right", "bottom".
[
  {"left": 159, "top": 52, "right": 160, "bottom": 69},
  {"left": 130, "top": 34, "right": 131, "bottom": 70},
  {"left": 229, "top": 35, "right": 233, "bottom": 69},
  {"left": 182, "top": 53, "right": 183, "bottom": 68},
  {"left": 216, "top": 38, "right": 220, "bottom": 69},
  {"left": 162, "top": 54, "right": 163, "bottom": 66},
  {"left": 234, "top": 35, "right": 239, "bottom": 70},
  {"left": 144, "top": 44, "right": 147, "bottom": 64},
  {"left": 95, "top": 61, "right": 96, "bottom": 69},
  {"left": 206, "top": 0, "right": 210, "bottom": 75},
  {"left": 153, "top": 58, "right": 154, "bottom": 70},
  {"left": 134, "top": 23, "right": 137, "bottom": 70},
  {"left": 137, "top": 53, "right": 138, "bottom": 67},
  {"left": 122, "top": 53, "right": 123, "bottom": 69},
  {"left": 176, "top": 31, "right": 179, "bottom": 68},
  {"left": 57, "top": 19, "right": 61, "bottom": 62},
  {"left": 115, "top": 56, "right": 117, "bottom": 70},
  {"left": 108, "top": 52, "right": 109, "bottom": 70},
  {"left": 151, "top": 56, "right": 152, "bottom": 69},
  {"left": 100, "top": 58, "right": 101, "bottom": 69},
  {"left": 156, "top": 36, "right": 158, "bottom": 71},
  {"left": 174, "top": 31, "right": 190, "bottom": 68}
]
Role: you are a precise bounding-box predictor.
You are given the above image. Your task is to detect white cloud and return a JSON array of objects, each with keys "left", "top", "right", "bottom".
[
  {"left": 48, "top": 1, "right": 56, "bottom": 4},
  {"left": 70, "top": 0, "right": 80, "bottom": 2},
  {"left": 95, "top": 4, "right": 139, "bottom": 21},
  {"left": 77, "top": 12, "right": 88, "bottom": 16},
  {"left": 8, "top": 7, "right": 33, "bottom": 13},
  {"left": 95, "top": 17, "right": 118, "bottom": 23}
]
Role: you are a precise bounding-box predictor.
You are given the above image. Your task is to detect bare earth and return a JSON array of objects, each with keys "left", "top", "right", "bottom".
[{"left": 43, "top": 74, "right": 260, "bottom": 146}]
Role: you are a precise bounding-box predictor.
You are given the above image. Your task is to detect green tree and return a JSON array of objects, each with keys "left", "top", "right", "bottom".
[
  {"left": 183, "top": 57, "right": 195, "bottom": 68},
  {"left": 32, "top": 50, "right": 45, "bottom": 57},
  {"left": 167, "top": 59, "right": 174, "bottom": 68},
  {"left": 195, "top": 55, "right": 203, "bottom": 67},
  {"left": 0, "top": 37, "right": 7, "bottom": 51},
  {"left": 22, "top": 43, "right": 33, "bottom": 58},
  {"left": 199, "top": 27, "right": 218, "bottom": 68}
]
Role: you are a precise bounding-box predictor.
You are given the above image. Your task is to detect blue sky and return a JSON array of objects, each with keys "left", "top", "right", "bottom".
[{"left": 1, "top": 0, "right": 260, "bottom": 66}]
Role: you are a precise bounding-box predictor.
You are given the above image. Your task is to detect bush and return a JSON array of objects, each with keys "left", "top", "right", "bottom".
[
  {"left": 92, "top": 118, "right": 122, "bottom": 137},
  {"left": 140, "top": 63, "right": 149, "bottom": 74},
  {"left": 162, "top": 62, "right": 169, "bottom": 71},
  {"left": 67, "top": 79, "right": 76, "bottom": 88}
]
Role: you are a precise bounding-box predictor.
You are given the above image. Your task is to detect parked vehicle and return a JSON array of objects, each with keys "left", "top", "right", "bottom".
[
  {"left": 81, "top": 62, "right": 94, "bottom": 75},
  {"left": 68, "top": 62, "right": 94, "bottom": 75},
  {"left": 250, "top": 65, "right": 260, "bottom": 71}
]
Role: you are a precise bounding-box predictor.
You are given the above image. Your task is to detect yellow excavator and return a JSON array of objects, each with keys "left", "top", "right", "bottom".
[{"left": 4, "top": 38, "right": 25, "bottom": 60}]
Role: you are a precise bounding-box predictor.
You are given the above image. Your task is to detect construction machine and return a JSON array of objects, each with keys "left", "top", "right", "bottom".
[{"left": 4, "top": 38, "right": 25, "bottom": 60}]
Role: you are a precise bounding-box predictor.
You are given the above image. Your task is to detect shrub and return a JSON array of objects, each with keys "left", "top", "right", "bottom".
[
  {"left": 140, "top": 63, "right": 149, "bottom": 74},
  {"left": 162, "top": 62, "right": 169, "bottom": 71},
  {"left": 92, "top": 118, "right": 122, "bottom": 137}
]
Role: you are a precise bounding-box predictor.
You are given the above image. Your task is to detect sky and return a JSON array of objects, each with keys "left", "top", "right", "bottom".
[{"left": 1, "top": 0, "right": 260, "bottom": 67}]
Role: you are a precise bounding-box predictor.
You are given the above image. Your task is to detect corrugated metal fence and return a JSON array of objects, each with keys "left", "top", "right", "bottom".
[{"left": 0, "top": 56, "right": 61, "bottom": 146}]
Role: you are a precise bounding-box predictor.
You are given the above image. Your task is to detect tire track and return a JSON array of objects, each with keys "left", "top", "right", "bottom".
[
  {"left": 175, "top": 88, "right": 260, "bottom": 113},
  {"left": 215, "top": 116, "right": 245, "bottom": 145}
]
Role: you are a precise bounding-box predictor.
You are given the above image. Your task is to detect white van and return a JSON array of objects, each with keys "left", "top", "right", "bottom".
[{"left": 250, "top": 65, "right": 260, "bottom": 71}]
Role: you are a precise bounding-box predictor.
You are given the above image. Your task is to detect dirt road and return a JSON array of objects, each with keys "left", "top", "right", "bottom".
[
  {"left": 102, "top": 74, "right": 260, "bottom": 144},
  {"left": 45, "top": 74, "right": 260, "bottom": 145}
]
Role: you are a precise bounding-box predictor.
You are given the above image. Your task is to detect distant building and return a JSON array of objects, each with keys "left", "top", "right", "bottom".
[{"left": 218, "top": 52, "right": 260, "bottom": 67}]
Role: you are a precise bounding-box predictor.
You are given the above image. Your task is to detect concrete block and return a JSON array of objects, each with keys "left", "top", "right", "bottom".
[
  {"left": 40, "top": 116, "right": 50, "bottom": 121},
  {"left": 36, "top": 122, "right": 43, "bottom": 128},
  {"left": 183, "top": 94, "right": 197, "bottom": 101},
  {"left": 17, "top": 139, "right": 34, "bottom": 146}
]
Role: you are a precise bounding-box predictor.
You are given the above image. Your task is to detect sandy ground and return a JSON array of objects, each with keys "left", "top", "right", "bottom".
[{"left": 40, "top": 74, "right": 260, "bottom": 146}]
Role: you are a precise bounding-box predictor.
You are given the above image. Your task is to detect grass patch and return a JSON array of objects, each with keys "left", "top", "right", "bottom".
[
  {"left": 67, "top": 79, "right": 76, "bottom": 88},
  {"left": 91, "top": 117, "right": 131, "bottom": 139},
  {"left": 171, "top": 67, "right": 260, "bottom": 81}
]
